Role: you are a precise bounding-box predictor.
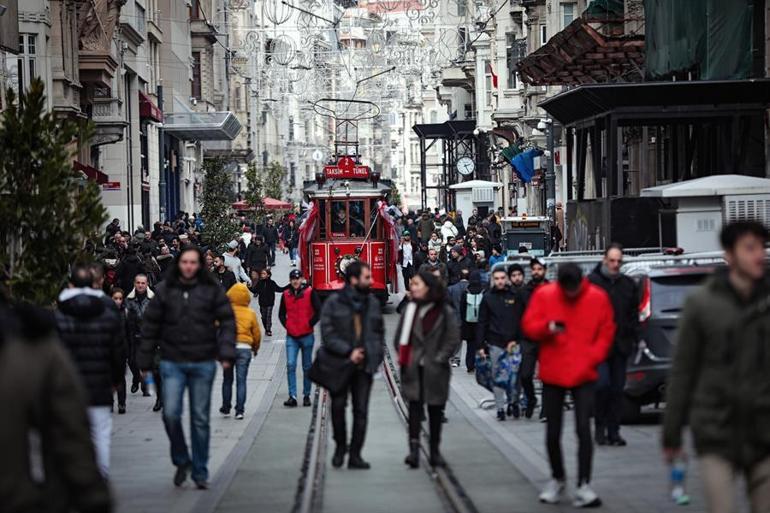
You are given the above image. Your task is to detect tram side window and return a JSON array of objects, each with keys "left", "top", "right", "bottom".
[
  {"left": 331, "top": 201, "right": 347, "bottom": 236},
  {"left": 349, "top": 200, "right": 366, "bottom": 237},
  {"left": 318, "top": 201, "right": 327, "bottom": 238}
]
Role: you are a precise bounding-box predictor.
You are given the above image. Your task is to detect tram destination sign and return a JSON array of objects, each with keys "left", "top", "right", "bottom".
[{"left": 324, "top": 156, "right": 371, "bottom": 179}]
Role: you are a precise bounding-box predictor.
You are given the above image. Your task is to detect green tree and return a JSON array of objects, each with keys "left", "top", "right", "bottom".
[
  {"left": 389, "top": 181, "right": 403, "bottom": 208},
  {"left": 244, "top": 161, "right": 265, "bottom": 222},
  {"left": 200, "top": 157, "right": 237, "bottom": 250},
  {"left": 0, "top": 78, "right": 108, "bottom": 304},
  {"left": 264, "top": 160, "right": 287, "bottom": 200}
]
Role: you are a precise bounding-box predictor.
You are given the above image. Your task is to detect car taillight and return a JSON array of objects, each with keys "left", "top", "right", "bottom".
[{"left": 638, "top": 276, "right": 651, "bottom": 323}]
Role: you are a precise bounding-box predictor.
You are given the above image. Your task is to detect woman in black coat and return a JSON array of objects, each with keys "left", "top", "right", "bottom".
[{"left": 393, "top": 269, "right": 460, "bottom": 468}]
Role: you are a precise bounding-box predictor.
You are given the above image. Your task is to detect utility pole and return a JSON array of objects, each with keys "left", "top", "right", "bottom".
[
  {"left": 545, "top": 119, "right": 556, "bottom": 222},
  {"left": 157, "top": 82, "right": 166, "bottom": 221}
]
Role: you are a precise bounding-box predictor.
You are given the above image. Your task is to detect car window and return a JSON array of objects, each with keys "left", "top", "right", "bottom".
[{"left": 651, "top": 274, "right": 708, "bottom": 314}]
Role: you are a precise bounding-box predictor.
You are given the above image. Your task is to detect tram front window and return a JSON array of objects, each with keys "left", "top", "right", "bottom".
[
  {"left": 349, "top": 201, "right": 365, "bottom": 237},
  {"left": 331, "top": 201, "right": 347, "bottom": 236}
]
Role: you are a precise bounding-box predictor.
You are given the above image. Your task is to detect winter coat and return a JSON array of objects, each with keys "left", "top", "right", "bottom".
[
  {"left": 447, "top": 279, "right": 469, "bottom": 323},
  {"left": 55, "top": 288, "right": 125, "bottom": 407},
  {"left": 285, "top": 226, "right": 299, "bottom": 248},
  {"left": 279, "top": 285, "right": 321, "bottom": 337},
  {"left": 0, "top": 304, "right": 111, "bottom": 513},
  {"left": 428, "top": 238, "right": 443, "bottom": 254},
  {"left": 521, "top": 279, "right": 615, "bottom": 388},
  {"left": 663, "top": 271, "right": 770, "bottom": 469},
  {"left": 226, "top": 283, "right": 261, "bottom": 352},
  {"left": 447, "top": 256, "right": 473, "bottom": 285},
  {"left": 138, "top": 270, "right": 236, "bottom": 369},
  {"left": 476, "top": 286, "right": 525, "bottom": 349},
  {"left": 588, "top": 264, "right": 639, "bottom": 356},
  {"left": 454, "top": 216, "right": 466, "bottom": 237},
  {"left": 117, "top": 253, "right": 145, "bottom": 292},
  {"left": 420, "top": 259, "right": 447, "bottom": 280},
  {"left": 213, "top": 268, "right": 237, "bottom": 291},
  {"left": 417, "top": 216, "right": 435, "bottom": 242},
  {"left": 395, "top": 301, "right": 461, "bottom": 405},
  {"left": 440, "top": 220, "right": 459, "bottom": 244},
  {"left": 125, "top": 288, "right": 154, "bottom": 353},
  {"left": 252, "top": 278, "right": 286, "bottom": 307},
  {"left": 246, "top": 242, "right": 270, "bottom": 271},
  {"left": 320, "top": 285, "right": 384, "bottom": 375},
  {"left": 263, "top": 225, "right": 279, "bottom": 244},
  {"left": 488, "top": 222, "right": 502, "bottom": 244}
]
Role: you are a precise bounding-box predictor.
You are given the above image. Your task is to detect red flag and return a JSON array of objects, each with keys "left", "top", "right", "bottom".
[{"left": 486, "top": 61, "right": 498, "bottom": 89}]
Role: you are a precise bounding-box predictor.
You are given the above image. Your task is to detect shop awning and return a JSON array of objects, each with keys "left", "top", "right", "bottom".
[
  {"left": 263, "top": 197, "right": 293, "bottom": 210},
  {"left": 74, "top": 161, "right": 108, "bottom": 184},
  {"left": 539, "top": 79, "right": 770, "bottom": 127},
  {"left": 163, "top": 111, "right": 242, "bottom": 141},
  {"left": 139, "top": 91, "right": 162, "bottom": 122}
]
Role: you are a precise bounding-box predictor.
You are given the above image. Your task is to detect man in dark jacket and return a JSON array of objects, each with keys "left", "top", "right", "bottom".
[
  {"left": 1, "top": 297, "right": 112, "bottom": 513},
  {"left": 55, "top": 265, "right": 125, "bottom": 478},
  {"left": 125, "top": 274, "right": 158, "bottom": 407},
  {"left": 278, "top": 269, "right": 322, "bottom": 407},
  {"left": 447, "top": 245, "right": 473, "bottom": 285},
  {"left": 417, "top": 211, "right": 435, "bottom": 244},
  {"left": 212, "top": 254, "right": 237, "bottom": 291},
  {"left": 245, "top": 236, "right": 270, "bottom": 273},
  {"left": 476, "top": 268, "right": 525, "bottom": 421},
  {"left": 663, "top": 221, "right": 770, "bottom": 513},
  {"left": 263, "top": 218, "right": 280, "bottom": 266},
  {"left": 117, "top": 245, "right": 144, "bottom": 292},
  {"left": 588, "top": 244, "right": 638, "bottom": 446},
  {"left": 139, "top": 246, "right": 236, "bottom": 489},
  {"left": 420, "top": 248, "right": 447, "bottom": 281},
  {"left": 320, "top": 261, "right": 384, "bottom": 469}
]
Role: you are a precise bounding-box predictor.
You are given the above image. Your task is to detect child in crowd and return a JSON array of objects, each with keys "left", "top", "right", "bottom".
[
  {"left": 250, "top": 268, "right": 286, "bottom": 337},
  {"left": 221, "top": 283, "right": 261, "bottom": 419}
]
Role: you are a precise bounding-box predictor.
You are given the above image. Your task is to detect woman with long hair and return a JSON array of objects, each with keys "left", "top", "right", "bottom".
[{"left": 394, "top": 269, "right": 461, "bottom": 468}]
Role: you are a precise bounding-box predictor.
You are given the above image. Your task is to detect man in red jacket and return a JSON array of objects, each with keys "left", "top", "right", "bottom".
[
  {"left": 279, "top": 269, "right": 322, "bottom": 407},
  {"left": 522, "top": 263, "right": 615, "bottom": 508}
]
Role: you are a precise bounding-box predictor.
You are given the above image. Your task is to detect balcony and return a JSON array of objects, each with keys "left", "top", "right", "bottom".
[
  {"left": 90, "top": 98, "right": 127, "bottom": 146},
  {"left": 190, "top": 18, "right": 218, "bottom": 44}
]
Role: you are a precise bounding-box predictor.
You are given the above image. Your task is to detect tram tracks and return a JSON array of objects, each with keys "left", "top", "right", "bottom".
[
  {"left": 293, "top": 345, "right": 480, "bottom": 513},
  {"left": 381, "top": 346, "right": 481, "bottom": 513}
]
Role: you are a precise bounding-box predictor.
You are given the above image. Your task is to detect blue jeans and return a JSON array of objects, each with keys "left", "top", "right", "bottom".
[
  {"left": 159, "top": 360, "right": 217, "bottom": 483},
  {"left": 221, "top": 348, "right": 252, "bottom": 415},
  {"left": 289, "top": 247, "right": 297, "bottom": 261},
  {"left": 286, "top": 334, "right": 314, "bottom": 398},
  {"left": 595, "top": 349, "right": 628, "bottom": 438}
]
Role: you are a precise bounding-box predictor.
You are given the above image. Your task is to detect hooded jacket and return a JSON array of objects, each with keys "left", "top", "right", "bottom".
[
  {"left": 55, "top": 288, "right": 125, "bottom": 406},
  {"left": 138, "top": 263, "right": 236, "bottom": 369},
  {"left": 440, "top": 220, "right": 459, "bottom": 244},
  {"left": 417, "top": 215, "right": 435, "bottom": 242},
  {"left": 663, "top": 271, "right": 770, "bottom": 468},
  {"left": 226, "top": 283, "right": 261, "bottom": 351},
  {"left": 279, "top": 284, "right": 321, "bottom": 337},
  {"left": 1, "top": 303, "right": 111, "bottom": 513},
  {"left": 522, "top": 279, "right": 616, "bottom": 388}
]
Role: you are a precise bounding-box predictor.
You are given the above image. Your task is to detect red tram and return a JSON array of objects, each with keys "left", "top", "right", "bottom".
[{"left": 297, "top": 156, "right": 400, "bottom": 303}]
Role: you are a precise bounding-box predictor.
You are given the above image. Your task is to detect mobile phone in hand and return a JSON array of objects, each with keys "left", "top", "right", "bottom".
[{"left": 550, "top": 321, "right": 566, "bottom": 334}]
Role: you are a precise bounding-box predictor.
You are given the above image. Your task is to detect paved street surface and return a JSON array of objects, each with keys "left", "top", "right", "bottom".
[{"left": 108, "top": 254, "right": 731, "bottom": 513}]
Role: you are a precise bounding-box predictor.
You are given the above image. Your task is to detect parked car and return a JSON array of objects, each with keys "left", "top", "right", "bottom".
[{"left": 621, "top": 263, "right": 721, "bottom": 420}]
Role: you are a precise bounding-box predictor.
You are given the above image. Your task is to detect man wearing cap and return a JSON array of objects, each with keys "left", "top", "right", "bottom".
[
  {"left": 398, "top": 230, "right": 418, "bottom": 288},
  {"left": 447, "top": 245, "right": 473, "bottom": 286},
  {"left": 224, "top": 241, "right": 251, "bottom": 286},
  {"left": 279, "top": 269, "right": 322, "bottom": 407}
]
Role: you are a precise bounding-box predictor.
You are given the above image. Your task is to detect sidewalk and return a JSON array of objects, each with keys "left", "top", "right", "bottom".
[
  {"left": 448, "top": 350, "right": 712, "bottom": 513},
  {"left": 109, "top": 300, "right": 285, "bottom": 513}
]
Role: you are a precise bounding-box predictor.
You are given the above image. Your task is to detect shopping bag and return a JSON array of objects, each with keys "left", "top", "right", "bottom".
[
  {"left": 474, "top": 352, "right": 494, "bottom": 392},
  {"left": 493, "top": 345, "right": 522, "bottom": 392}
]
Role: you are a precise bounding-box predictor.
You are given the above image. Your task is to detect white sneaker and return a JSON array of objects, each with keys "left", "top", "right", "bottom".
[
  {"left": 539, "top": 479, "right": 565, "bottom": 504},
  {"left": 572, "top": 483, "right": 601, "bottom": 508},
  {"left": 235, "top": 413, "right": 244, "bottom": 420}
]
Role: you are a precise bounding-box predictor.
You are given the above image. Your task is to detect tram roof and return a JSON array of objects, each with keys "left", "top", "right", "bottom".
[{"left": 303, "top": 178, "right": 392, "bottom": 199}]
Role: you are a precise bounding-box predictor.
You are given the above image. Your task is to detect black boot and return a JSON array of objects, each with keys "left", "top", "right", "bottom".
[
  {"left": 153, "top": 397, "right": 163, "bottom": 412},
  {"left": 428, "top": 406, "right": 446, "bottom": 467},
  {"left": 331, "top": 444, "right": 346, "bottom": 468},
  {"left": 404, "top": 439, "right": 420, "bottom": 469},
  {"left": 347, "top": 453, "right": 371, "bottom": 470}
]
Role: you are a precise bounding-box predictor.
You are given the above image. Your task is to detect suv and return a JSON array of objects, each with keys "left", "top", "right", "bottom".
[{"left": 621, "top": 264, "right": 721, "bottom": 420}]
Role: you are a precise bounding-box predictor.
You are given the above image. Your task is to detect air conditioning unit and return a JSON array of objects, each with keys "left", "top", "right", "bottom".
[
  {"left": 472, "top": 186, "right": 494, "bottom": 203},
  {"left": 723, "top": 195, "right": 770, "bottom": 226}
]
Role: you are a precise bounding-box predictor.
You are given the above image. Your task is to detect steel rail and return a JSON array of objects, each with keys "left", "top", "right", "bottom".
[
  {"left": 292, "top": 387, "right": 329, "bottom": 513},
  {"left": 381, "top": 345, "right": 480, "bottom": 513}
]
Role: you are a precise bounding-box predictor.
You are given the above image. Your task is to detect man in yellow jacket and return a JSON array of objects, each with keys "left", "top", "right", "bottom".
[{"left": 221, "top": 283, "right": 261, "bottom": 419}]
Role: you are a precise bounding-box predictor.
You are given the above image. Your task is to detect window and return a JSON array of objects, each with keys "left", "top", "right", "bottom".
[
  {"left": 430, "top": 110, "right": 438, "bottom": 123},
  {"left": 562, "top": 2, "right": 576, "bottom": 28},
  {"left": 16, "top": 34, "right": 38, "bottom": 91},
  {"left": 457, "top": 0, "right": 467, "bottom": 16},
  {"left": 191, "top": 52, "right": 201, "bottom": 99},
  {"left": 464, "top": 103, "right": 474, "bottom": 119},
  {"left": 485, "top": 73, "right": 493, "bottom": 106},
  {"left": 330, "top": 200, "right": 366, "bottom": 238},
  {"left": 148, "top": 41, "right": 160, "bottom": 91},
  {"left": 234, "top": 86, "right": 241, "bottom": 111},
  {"left": 136, "top": 2, "right": 146, "bottom": 33},
  {"left": 540, "top": 25, "right": 547, "bottom": 46},
  {"left": 288, "top": 116, "right": 294, "bottom": 142},
  {"left": 289, "top": 162, "right": 296, "bottom": 188},
  {"left": 190, "top": 0, "right": 200, "bottom": 19},
  {"left": 506, "top": 34, "right": 527, "bottom": 89}
]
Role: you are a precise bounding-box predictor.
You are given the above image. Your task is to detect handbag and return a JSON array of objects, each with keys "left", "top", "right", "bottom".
[
  {"left": 308, "top": 346, "right": 355, "bottom": 395},
  {"left": 397, "top": 302, "right": 418, "bottom": 367}
]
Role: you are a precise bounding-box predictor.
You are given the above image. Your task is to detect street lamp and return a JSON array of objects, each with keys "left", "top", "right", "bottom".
[{"left": 538, "top": 118, "right": 556, "bottom": 222}]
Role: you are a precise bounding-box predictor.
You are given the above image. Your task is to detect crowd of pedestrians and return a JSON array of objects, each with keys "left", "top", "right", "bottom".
[{"left": 3, "top": 204, "right": 769, "bottom": 513}]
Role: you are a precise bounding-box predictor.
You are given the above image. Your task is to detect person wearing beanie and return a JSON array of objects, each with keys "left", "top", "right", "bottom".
[
  {"left": 447, "top": 244, "right": 472, "bottom": 286},
  {"left": 460, "top": 270, "right": 485, "bottom": 371}
]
